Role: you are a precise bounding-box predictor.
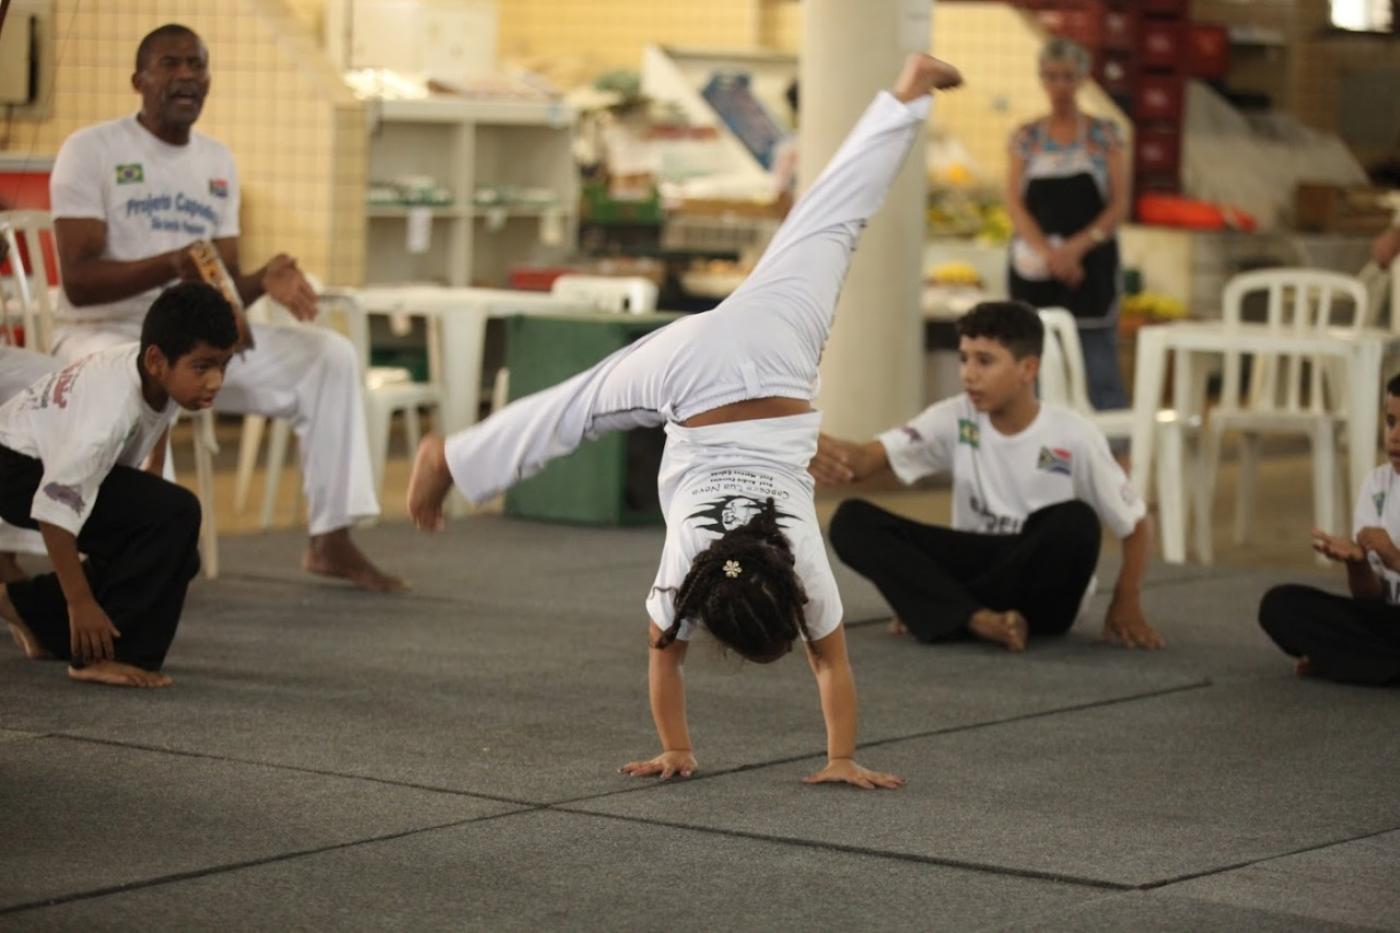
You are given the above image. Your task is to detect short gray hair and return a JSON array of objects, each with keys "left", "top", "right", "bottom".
[{"left": 1039, "top": 37, "right": 1091, "bottom": 78}]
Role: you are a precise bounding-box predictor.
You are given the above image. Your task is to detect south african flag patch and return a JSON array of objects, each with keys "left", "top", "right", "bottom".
[{"left": 115, "top": 163, "right": 144, "bottom": 185}]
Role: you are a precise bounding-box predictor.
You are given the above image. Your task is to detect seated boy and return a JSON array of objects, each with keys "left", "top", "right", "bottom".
[
  {"left": 1257, "top": 374, "right": 1400, "bottom": 685},
  {"left": 0, "top": 282, "right": 237, "bottom": 687},
  {"left": 812, "top": 300, "right": 1164, "bottom": 651}
]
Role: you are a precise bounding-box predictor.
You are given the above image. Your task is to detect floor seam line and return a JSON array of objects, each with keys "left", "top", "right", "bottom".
[{"left": 1136, "top": 824, "right": 1400, "bottom": 890}]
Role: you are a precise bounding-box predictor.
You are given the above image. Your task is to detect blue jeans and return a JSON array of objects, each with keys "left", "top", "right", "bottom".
[{"left": 1077, "top": 323, "right": 1128, "bottom": 412}]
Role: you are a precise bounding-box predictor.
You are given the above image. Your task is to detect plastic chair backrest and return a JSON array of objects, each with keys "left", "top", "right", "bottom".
[
  {"left": 1037, "top": 308, "right": 1094, "bottom": 415},
  {"left": 550, "top": 275, "right": 658, "bottom": 314},
  {"left": 0, "top": 211, "right": 57, "bottom": 354}
]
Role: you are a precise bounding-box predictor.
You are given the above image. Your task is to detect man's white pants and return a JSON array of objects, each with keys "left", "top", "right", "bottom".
[
  {"left": 0, "top": 347, "right": 61, "bottom": 554},
  {"left": 52, "top": 321, "right": 379, "bottom": 535},
  {"left": 445, "top": 91, "right": 928, "bottom": 506}
]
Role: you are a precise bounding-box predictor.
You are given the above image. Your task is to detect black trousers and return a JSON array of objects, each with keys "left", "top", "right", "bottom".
[
  {"left": 0, "top": 445, "right": 201, "bottom": 670},
  {"left": 829, "top": 498, "right": 1102, "bottom": 643},
  {"left": 1258, "top": 584, "right": 1400, "bottom": 686}
]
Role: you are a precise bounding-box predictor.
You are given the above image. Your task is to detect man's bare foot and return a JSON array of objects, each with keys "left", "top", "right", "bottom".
[
  {"left": 68, "top": 661, "right": 171, "bottom": 688},
  {"left": 304, "top": 529, "right": 407, "bottom": 592},
  {"left": 893, "top": 53, "right": 963, "bottom": 102},
  {"left": 969, "top": 609, "right": 1028, "bottom": 653},
  {"left": 0, "top": 551, "right": 28, "bottom": 584},
  {"left": 887, "top": 616, "right": 909, "bottom": 636},
  {"left": 1295, "top": 656, "right": 1313, "bottom": 677},
  {"left": 407, "top": 434, "right": 453, "bottom": 533},
  {"left": 1, "top": 583, "right": 51, "bottom": 659}
]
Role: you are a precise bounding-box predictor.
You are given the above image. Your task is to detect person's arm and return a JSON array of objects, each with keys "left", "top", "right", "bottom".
[
  {"left": 620, "top": 624, "right": 696, "bottom": 779},
  {"left": 1063, "top": 128, "right": 1130, "bottom": 258},
  {"left": 1103, "top": 516, "right": 1166, "bottom": 649},
  {"left": 1313, "top": 530, "right": 1381, "bottom": 599},
  {"left": 1005, "top": 146, "right": 1052, "bottom": 259},
  {"left": 809, "top": 434, "right": 892, "bottom": 486},
  {"left": 212, "top": 238, "right": 318, "bottom": 321},
  {"left": 801, "top": 626, "right": 904, "bottom": 789},
  {"left": 52, "top": 218, "right": 196, "bottom": 307},
  {"left": 1372, "top": 227, "right": 1400, "bottom": 270},
  {"left": 144, "top": 427, "right": 170, "bottom": 476},
  {"left": 37, "top": 522, "right": 120, "bottom": 664}
]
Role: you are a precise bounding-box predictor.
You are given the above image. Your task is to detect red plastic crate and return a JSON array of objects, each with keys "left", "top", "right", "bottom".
[
  {"left": 1134, "top": 74, "right": 1185, "bottom": 122},
  {"left": 1103, "top": 8, "right": 1137, "bottom": 50},
  {"left": 1034, "top": 7, "right": 1104, "bottom": 48},
  {"left": 1135, "top": 126, "right": 1182, "bottom": 176},
  {"left": 1139, "top": 19, "right": 1187, "bottom": 70},
  {"left": 1094, "top": 52, "right": 1135, "bottom": 96},
  {"left": 1189, "top": 23, "right": 1230, "bottom": 79},
  {"left": 1139, "top": 0, "right": 1190, "bottom": 13}
]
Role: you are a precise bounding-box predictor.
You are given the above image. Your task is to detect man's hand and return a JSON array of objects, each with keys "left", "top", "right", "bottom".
[
  {"left": 262, "top": 254, "right": 318, "bottom": 321},
  {"left": 1356, "top": 526, "right": 1400, "bottom": 570},
  {"left": 801, "top": 758, "right": 905, "bottom": 790},
  {"left": 620, "top": 749, "right": 697, "bottom": 781},
  {"left": 1312, "top": 529, "right": 1366, "bottom": 564},
  {"left": 69, "top": 597, "right": 120, "bottom": 664},
  {"left": 1102, "top": 595, "right": 1165, "bottom": 649},
  {"left": 1372, "top": 227, "right": 1400, "bottom": 270}
]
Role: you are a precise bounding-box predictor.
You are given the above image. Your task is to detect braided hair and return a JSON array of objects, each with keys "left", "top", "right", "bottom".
[{"left": 656, "top": 498, "right": 812, "bottom": 663}]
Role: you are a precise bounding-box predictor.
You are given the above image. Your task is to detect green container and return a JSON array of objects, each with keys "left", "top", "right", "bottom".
[{"left": 503, "top": 312, "right": 681, "bottom": 525}]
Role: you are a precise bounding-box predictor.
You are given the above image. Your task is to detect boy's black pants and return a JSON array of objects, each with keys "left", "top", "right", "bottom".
[
  {"left": 829, "top": 499, "right": 1102, "bottom": 642},
  {"left": 1259, "top": 584, "right": 1400, "bottom": 686},
  {"left": 0, "top": 445, "right": 201, "bottom": 670}
]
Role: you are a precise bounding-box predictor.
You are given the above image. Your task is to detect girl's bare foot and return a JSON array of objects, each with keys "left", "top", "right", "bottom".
[
  {"left": 407, "top": 434, "right": 453, "bottom": 533},
  {"left": 887, "top": 616, "right": 909, "bottom": 636},
  {"left": 893, "top": 53, "right": 963, "bottom": 102},
  {"left": 1295, "top": 656, "right": 1313, "bottom": 677},
  {"left": 0, "top": 584, "right": 50, "bottom": 660},
  {"left": 969, "top": 609, "right": 1028, "bottom": 653},
  {"left": 303, "top": 529, "right": 406, "bottom": 592},
  {"left": 68, "top": 661, "right": 172, "bottom": 688}
]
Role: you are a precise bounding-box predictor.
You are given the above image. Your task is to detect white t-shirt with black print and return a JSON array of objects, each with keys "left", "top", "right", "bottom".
[
  {"left": 1353, "top": 464, "right": 1400, "bottom": 605},
  {"left": 878, "top": 395, "right": 1147, "bottom": 538},
  {"left": 49, "top": 115, "right": 240, "bottom": 323},
  {"left": 0, "top": 344, "right": 178, "bottom": 535},
  {"left": 646, "top": 411, "right": 843, "bottom": 643}
]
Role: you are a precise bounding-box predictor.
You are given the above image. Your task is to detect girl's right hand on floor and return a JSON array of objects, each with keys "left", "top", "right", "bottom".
[
  {"left": 620, "top": 750, "right": 697, "bottom": 781},
  {"left": 802, "top": 759, "right": 905, "bottom": 790},
  {"left": 68, "top": 598, "right": 120, "bottom": 664}
]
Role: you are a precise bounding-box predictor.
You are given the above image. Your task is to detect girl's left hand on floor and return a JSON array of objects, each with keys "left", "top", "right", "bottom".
[{"left": 802, "top": 759, "right": 905, "bottom": 790}]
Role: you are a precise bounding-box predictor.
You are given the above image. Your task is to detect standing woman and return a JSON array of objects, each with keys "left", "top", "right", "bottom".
[{"left": 1006, "top": 37, "right": 1130, "bottom": 410}]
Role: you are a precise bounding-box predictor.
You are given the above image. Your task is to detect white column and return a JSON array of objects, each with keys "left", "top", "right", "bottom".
[{"left": 802, "top": 0, "right": 931, "bottom": 438}]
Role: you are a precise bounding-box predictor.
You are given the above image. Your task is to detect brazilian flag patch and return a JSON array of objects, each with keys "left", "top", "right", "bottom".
[
  {"left": 957, "top": 418, "right": 980, "bottom": 449},
  {"left": 1375, "top": 491, "right": 1386, "bottom": 517},
  {"left": 115, "top": 163, "right": 144, "bottom": 185}
]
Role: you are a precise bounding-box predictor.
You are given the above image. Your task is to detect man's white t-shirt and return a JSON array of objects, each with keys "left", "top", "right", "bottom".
[
  {"left": 877, "top": 395, "right": 1147, "bottom": 538},
  {"left": 645, "top": 411, "right": 843, "bottom": 643},
  {"left": 1353, "top": 464, "right": 1400, "bottom": 604},
  {"left": 49, "top": 115, "right": 240, "bottom": 323},
  {"left": 0, "top": 344, "right": 178, "bottom": 535}
]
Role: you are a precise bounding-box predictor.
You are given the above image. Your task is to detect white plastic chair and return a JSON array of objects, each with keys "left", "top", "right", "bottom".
[
  {"left": 0, "top": 211, "right": 222, "bottom": 577},
  {"left": 1199, "top": 269, "right": 1374, "bottom": 559},
  {"left": 1038, "top": 308, "right": 1201, "bottom": 563}
]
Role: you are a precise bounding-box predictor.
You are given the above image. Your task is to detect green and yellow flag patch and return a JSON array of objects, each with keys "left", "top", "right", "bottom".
[
  {"left": 958, "top": 418, "right": 980, "bottom": 449},
  {"left": 115, "top": 163, "right": 144, "bottom": 185}
]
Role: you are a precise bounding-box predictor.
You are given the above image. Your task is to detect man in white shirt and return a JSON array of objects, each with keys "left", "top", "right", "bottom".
[
  {"left": 47, "top": 23, "right": 401, "bottom": 591},
  {"left": 0, "top": 346, "right": 57, "bottom": 582},
  {"left": 811, "top": 301, "right": 1163, "bottom": 652}
]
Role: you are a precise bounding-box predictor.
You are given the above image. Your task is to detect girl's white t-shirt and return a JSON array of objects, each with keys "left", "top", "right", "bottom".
[
  {"left": 0, "top": 345, "right": 178, "bottom": 535},
  {"left": 50, "top": 115, "right": 240, "bottom": 323},
  {"left": 645, "top": 411, "right": 843, "bottom": 643},
  {"left": 1353, "top": 464, "right": 1400, "bottom": 604},
  {"left": 878, "top": 395, "right": 1146, "bottom": 538}
]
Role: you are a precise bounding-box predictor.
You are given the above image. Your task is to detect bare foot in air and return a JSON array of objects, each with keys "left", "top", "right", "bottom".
[
  {"left": 893, "top": 53, "right": 963, "bottom": 103},
  {"left": 969, "top": 609, "right": 1028, "bottom": 653},
  {"left": 407, "top": 434, "right": 453, "bottom": 533},
  {"left": 1295, "top": 656, "right": 1313, "bottom": 678},
  {"left": 0, "top": 551, "right": 28, "bottom": 584},
  {"left": 68, "top": 661, "right": 171, "bottom": 688},
  {"left": 304, "top": 529, "right": 407, "bottom": 592},
  {"left": 887, "top": 616, "right": 909, "bottom": 636},
  {"left": 1, "top": 583, "right": 51, "bottom": 660}
]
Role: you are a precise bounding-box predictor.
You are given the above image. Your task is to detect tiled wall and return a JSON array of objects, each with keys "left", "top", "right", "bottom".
[{"left": 0, "top": 0, "right": 366, "bottom": 286}]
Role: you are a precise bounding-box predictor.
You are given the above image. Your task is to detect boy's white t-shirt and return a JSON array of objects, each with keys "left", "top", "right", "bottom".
[
  {"left": 646, "top": 411, "right": 843, "bottom": 643},
  {"left": 0, "top": 344, "right": 178, "bottom": 535},
  {"left": 877, "top": 395, "right": 1146, "bottom": 538},
  {"left": 1353, "top": 464, "right": 1400, "bottom": 604},
  {"left": 49, "top": 115, "right": 240, "bottom": 323}
]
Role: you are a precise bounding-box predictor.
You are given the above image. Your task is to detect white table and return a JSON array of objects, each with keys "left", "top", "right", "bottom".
[{"left": 1130, "top": 322, "right": 1400, "bottom": 558}]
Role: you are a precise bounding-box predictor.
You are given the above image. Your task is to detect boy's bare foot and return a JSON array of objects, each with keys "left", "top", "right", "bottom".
[
  {"left": 407, "top": 434, "right": 453, "bottom": 533},
  {"left": 304, "top": 529, "right": 407, "bottom": 592},
  {"left": 1295, "top": 656, "right": 1313, "bottom": 677},
  {"left": 887, "top": 616, "right": 909, "bottom": 636},
  {"left": 1, "top": 583, "right": 50, "bottom": 659},
  {"left": 893, "top": 53, "right": 963, "bottom": 103},
  {"left": 68, "top": 661, "right": 172, "bottom": 688},
  {"left": 969, "top": 609, "right": 1028, "bottom": 652},
  {"left": 0, "top": 551, "right": 28, "bottom": 584}
]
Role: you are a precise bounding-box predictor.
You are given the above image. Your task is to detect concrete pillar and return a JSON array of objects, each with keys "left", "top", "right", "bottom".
[{"left": 801, "top": 0, "right": 930, "bottom": 439}]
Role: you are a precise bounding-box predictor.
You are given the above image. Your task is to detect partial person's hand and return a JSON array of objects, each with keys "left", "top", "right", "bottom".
[
  {"left": 1102, "top": 597, "right": 1165, "bottom": 650},
  {"left": 1047, "top": 247, "right": 1085, "bottom": 287},
  {"left": 1311, "top": 529, "right": 1366, "bottom": 564},
  {"left": 68, "top": 598, "right": 120, "bottom": 664},
  {"left": 1356, "top": 526, "right": 1400, "bottom": 568},
  {"left": 802, "top": 758, "right": 905, "bottom": 790},
  {"left": 1371, "top": 228, "right": 1400, "bottom": 270},
  {"left": 620, "top": 749, "right": 697, "bottom": 781},
  {"left": 262, "top": 254, "right": 319, "bottom": 321},
  {"left": 892, "top": 53, "right": 963, "bottom": 103},
  {"left": 809, "top": 433, "right": 860, "bottom": 486},
  {"left": 170, "top": 245, "right": 203, "bottom": 282}
]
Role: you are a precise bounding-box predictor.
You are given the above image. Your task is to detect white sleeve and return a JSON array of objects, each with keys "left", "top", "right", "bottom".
[
  {"left": 49, "top": 130, "right": 108, "bottom": 221},
  {"left": 1071, "top": 418, "right": 1147, "bottom": 539},
  {"left": 26, "top": 374, "right": 129, "bottom": 536},
  {"left": 1354, "top": 469, "right": 1383, "bottom": 536},
  {"left": 645, "top": 527, "right": 697, "bottom": 641},
  {"left": 215, "top": 151, "right": 241, "bottom": 239},
  {"left": 876, "top": 399, "right": 960, "bottom": 485}
]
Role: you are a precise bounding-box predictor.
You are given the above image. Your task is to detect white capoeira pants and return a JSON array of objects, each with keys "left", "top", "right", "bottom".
[
  {"left": 0, "top": 346, "right": 61, "bottom": 554},
  {"left": 51, "top": 320, "right": 379, "bottom": 536},
  {"left": 444, "top": 90, "right": 930, "bottom": 505}
]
